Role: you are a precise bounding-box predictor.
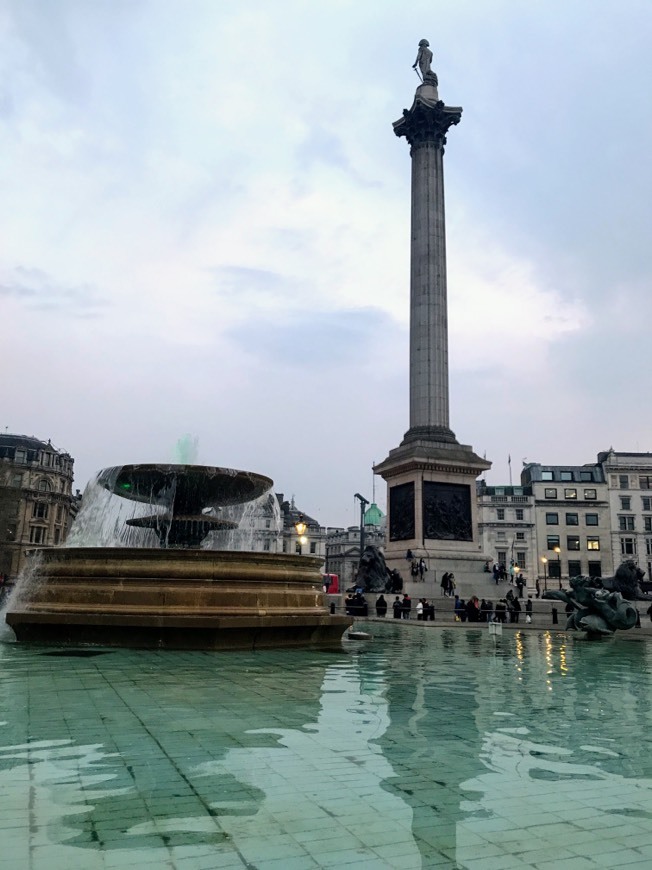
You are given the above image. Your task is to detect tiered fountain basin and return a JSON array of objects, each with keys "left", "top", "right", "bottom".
[
  {"left": 6, "top": 548, "right": 350, "bottom": 649},
  {"left": 5, "top": 463, "right": 352, "bottom": 650}
]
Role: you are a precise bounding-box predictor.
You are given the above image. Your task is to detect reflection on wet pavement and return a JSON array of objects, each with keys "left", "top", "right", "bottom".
[{"left": 1, "top": 627, "right": 652, "bottom": 868}]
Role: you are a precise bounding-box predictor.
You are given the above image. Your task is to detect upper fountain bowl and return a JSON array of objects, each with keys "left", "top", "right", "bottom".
[{"left": 97, "top": 464, "right": 273, "bottom": 515}]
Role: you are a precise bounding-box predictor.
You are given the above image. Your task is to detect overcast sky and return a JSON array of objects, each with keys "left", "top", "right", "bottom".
[{"left": 2, "top": 0, "right": 652, "bottom": 528}]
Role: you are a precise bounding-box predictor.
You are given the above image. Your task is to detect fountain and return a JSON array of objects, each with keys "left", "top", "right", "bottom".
[{"left": 5, "top": 464, "right": 351, "bottom": 650}]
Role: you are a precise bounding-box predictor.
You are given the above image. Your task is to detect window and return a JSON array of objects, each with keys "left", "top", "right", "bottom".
[
  {"left": 29, "top": 526, "right": 46, "bottom": 544},
  {"left": 496, "top": 531, "right": 506, "bottom": 540},
  {"left": 647, "top": 538, "right": 652, "bottom": 557},
  {"left": 541, "top": 471, "right": 554, "bottom": 481},
  {"left": 282, "top": 540, "right": 287, "bottom": 553},
  {"left": 567, "top": 536, "right": 580, "bottom": 551},
  {"left": 619, "top": 475, "right": 629, "bottom": 490},
  {"left": 263, "top": 538, "right": 270, "bottom": 551},
  {"left": 643, "top": 497, "right": 652, "bottom": 511},
  {"left": 497, "top": 550, "right": 507, "bottom": 564},
  {"left": 548, "top": 561, "right": 561, "bottom": 579},
  {"left": 620, "top": 496, "right": 631, "bottom": 510},
  {"left": 547, "top": 535, "right": 560, "bottom": 549},
  {"left": 621, "top": 537, "right": 637, "bottom": 556},
  {"left": 588, "top": 561, "right": 602, "bottom": 578},
  {"left": 32, "top": 502, "right": 48, "bottom": 519},
  {"left": 60, "top": 479, "right": 66, "bottom": 493},
  {"left": 516, "top": 551, "right": 526, "bottom": 567},
  {"left": 584, "top": 489, "right": 597, "bottom": 499},
  {"left": 54, "top": 528, "right": 61, "bottom": 545},
  {"left": 15, "top": 449, "right": 26, "bottom": 463},
  {"left": 568, "top": 560, "right": 582, "bottom": 577},
  {"left": 560, "top": 471, "right": 573, "bottom": 481},
  {"left": 37, "top": 479, "right": 51, "bottom": 492},
  {"left": 56, "top": 505, "right": 63, "bottom": 522},
  {"left": 295, "top": 542, "right": 301, "bottom": 554},
  {"left": 580, "top": 471, "right": 593, "bottom": 482},
  {"left": 515, "top": 509, "right": 524, "bottom": 521},
  {"left": 618, "top": 516, "right": 635, "bottom": 531},
  {"left": 565, "top": 513, "right": 579, "bottom": 525},
  {"left": 544, "top": 488, "right": 557, "bottom": 499},
  {"left": 11, "top": 473, "right": 23, "bottom": 488},
  {"left": 42, "top": 453, "right": 51, "bottom": 466},
  {"left": 310, "top": 542, "right": 317, "bottom": 554},
  {"left": 496, "top": 508, "right": 505, "bottom": 520},
  {"left": 587, "top": 537, "right": 600, "bottom": 551},
  {"left": 564, "top": 489, "right": 577, "bottom": 499},
  {"left": 516, "top": 532, "right": 525, "bottom": 540},
  {"left": 265, "top": 519, "right": 271, "bottom": 528},
  {"left": 585, "top": 514, "right": 599, "bottom": 526},
  {"left": 546, "top": 513, "right": 559, "bottom": 525},
  {"left": 645, "top": 518, "right": 652, "bottom": 533},
  {"left": 640, "top": 476, "right": 652, "bottom": 490}
]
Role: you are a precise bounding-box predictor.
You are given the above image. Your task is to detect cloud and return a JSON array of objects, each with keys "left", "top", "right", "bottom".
[
  {"left": 228, "top": 307, "right": 397, "bottom": 371},
  {"left": 0, "top": 266, "right": 107, "bottom": 316}
]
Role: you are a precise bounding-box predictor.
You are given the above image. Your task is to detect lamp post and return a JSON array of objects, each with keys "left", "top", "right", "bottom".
[
  {"left": 553, "top": 546, "right": 562, "bottom": 588},
  {"left": 294, "top": 514, "right": 307, "bottom": 556},
  {"left": 354, "top": 493, "right": 369, "bottom": 563},
  {"left": 541, "top": 556, "right": 548, "bottom": 592}
]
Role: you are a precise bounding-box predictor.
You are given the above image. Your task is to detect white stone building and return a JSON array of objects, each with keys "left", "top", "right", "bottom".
[
  {"left": 597, "top": 451, "right": 652, "bottom": 583},
  {"left": 521, "top": 462, "right": 613, "bottom": 587},
  {"left": 476, "top": 482, "right": 536, "bottom": 585}
]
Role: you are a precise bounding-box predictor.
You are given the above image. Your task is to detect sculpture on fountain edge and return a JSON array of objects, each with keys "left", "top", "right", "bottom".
[{"left": 543, "top": 561, "right": 651, "bottom": 637}]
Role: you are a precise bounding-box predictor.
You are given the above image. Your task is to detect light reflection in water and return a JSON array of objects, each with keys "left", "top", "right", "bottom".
[{"left": 1, "top": 628, "right": 652, "bottom": 868}]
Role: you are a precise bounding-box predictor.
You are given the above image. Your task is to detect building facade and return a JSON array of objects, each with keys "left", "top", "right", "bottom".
[
  {"left": 522, "top": 462, "right": 613, "bottom": 586},
  {"left": 476, "top": 483, "right": 536, "bottom": 582},
  {"left": 597, "top": 451, "right": 652, "bottom": 582},
  {"left": 0, "top": 434, "right": 79, "bottom": 578}
]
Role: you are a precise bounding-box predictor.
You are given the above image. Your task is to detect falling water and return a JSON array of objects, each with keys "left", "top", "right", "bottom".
[
  {"left": 0, "top": 549, "right": 44, "bottom": 641},
  {"left": 65, "top": 469, "right": 162, "bottom": 547},
  {"left": 65, "top": 466, "right": 281, "bottom": 552},
  {"left": 204, "top": 490, "right": 282, "bottom": 552}
]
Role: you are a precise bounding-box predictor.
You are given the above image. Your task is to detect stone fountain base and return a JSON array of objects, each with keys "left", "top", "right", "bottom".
[{"left": 5, "top": 548, "right": 352, "bottom": 650}]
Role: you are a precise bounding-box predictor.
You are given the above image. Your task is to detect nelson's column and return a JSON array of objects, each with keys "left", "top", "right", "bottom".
[{"left": 375, "top": 40, "right": 491, "bottom": 588}]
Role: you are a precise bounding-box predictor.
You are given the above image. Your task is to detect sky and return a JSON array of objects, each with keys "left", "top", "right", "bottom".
[{"left": 2, "top": 0, "right": 652, "bottom": 528}]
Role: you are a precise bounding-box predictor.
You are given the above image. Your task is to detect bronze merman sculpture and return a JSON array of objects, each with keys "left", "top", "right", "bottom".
[{"left": 543, "top": 561, "right": 649, "bottom": 638}]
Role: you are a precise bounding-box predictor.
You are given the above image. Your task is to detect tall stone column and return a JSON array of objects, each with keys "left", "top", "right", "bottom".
[
  {"left": 375, "top": 51, "right": 491, "bottom": 593},
  {"left": 395, "top": 93, "right": 461, "bottom": 444}
]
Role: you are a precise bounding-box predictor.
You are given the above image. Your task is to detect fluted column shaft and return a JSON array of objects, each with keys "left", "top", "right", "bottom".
[
  {"left": 410, "top": 139, "right": 449, "bottom": 432},
  {"left": 393, "top": 91, "right": 461, "bottom": 445}
]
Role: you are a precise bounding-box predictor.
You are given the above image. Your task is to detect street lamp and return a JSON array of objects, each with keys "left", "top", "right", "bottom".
[
  {"left": 541, "top": 556, "right": 548, "bottom": 592},
  {"left": 553, "top": 546, "right": 562, "bottom": 588},
  {"left": 294, "top": 514, "right": 307, "bottom": 555}
]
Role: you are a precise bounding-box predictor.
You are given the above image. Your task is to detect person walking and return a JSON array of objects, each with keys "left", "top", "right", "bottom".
[
  {"left": 402, "top": 594, "right": 412, "bottom": 620},
  {"left": 393, "top": 596, "right": 402, "bottom": 619},
  {"left": 441, "top": 572, "right": 449, "bottom": 596},
  {"left": 416, "top": 598, "right": 424, "bottom": 620}
]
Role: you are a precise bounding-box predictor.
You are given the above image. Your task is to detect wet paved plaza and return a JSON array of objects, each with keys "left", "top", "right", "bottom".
[{"left": 1, "top": 624, "right": 652, "bottom": 869}]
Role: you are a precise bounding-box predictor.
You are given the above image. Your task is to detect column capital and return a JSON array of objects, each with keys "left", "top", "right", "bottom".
[{"left": 393, "top": 88, "right": 462, "bottom": 150}]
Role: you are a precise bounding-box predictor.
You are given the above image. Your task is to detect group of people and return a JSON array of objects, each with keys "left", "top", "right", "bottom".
[
  {"left": 453, "top": 592, "right": 534, "bottom": 624},
  {"left": 405, "top": 551, "right": 428, "bottom": 581},
  {"left": 439, "top": 571, "right": 456, "bottom": 596},
  {"left": 345, "top": 592, "right": 368, "bottom": 616},
  {"left": 374, "top": 593, "right": 435, "bottom": 620},
  {"left": 489, "top": 561, "right": 528, "bottom": 596}
]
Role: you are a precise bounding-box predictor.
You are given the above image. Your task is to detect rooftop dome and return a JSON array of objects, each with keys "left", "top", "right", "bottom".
[{"left": 363, "top": 502, "right": 384, "bottom": 526}]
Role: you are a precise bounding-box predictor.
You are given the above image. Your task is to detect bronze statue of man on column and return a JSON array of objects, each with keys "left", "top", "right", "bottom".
[{"left": 412, "top": 39, "right": 438, "bottom": 87}]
